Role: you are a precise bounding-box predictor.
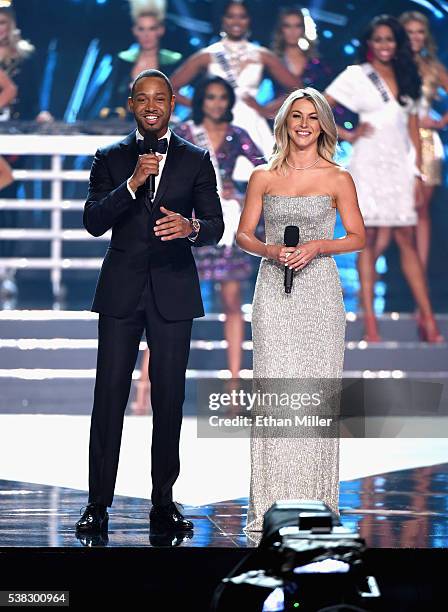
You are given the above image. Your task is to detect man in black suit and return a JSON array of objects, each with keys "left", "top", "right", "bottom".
[{"left": 75, "top": 69, "right": 223, "bottom": 536}]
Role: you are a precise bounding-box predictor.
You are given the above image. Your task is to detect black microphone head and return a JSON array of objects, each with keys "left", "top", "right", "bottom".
[
  {"left": 284, "top": 225, "right": 300, "bottom": 247},
  {"left": 143, "top": 130, "right": 158, "bottom": 153}
]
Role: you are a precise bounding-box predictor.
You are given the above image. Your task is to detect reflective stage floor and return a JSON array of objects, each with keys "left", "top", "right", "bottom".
[
  {"left": 1, "top": 459, "right": 447, "bottom": 548},
  {"left": 1, "top": 310, "right": 448, "bottom": 609}
]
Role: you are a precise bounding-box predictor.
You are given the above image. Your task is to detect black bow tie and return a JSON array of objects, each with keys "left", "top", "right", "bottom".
[{"left": 138, "top": 137, "right": 168, "bottom": 154}]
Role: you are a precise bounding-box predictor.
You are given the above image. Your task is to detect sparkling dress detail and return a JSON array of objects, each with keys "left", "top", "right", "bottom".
[
  {"left": 245, "top": 194, "right": 346, "bottom": 533},
  {"left": 418, "top": 66, "right": 444, "bottom": 186},
  {"left": 175, "top": 122, "right": 265, "bottom": 281}
]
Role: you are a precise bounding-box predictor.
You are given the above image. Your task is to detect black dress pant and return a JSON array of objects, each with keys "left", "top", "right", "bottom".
[{"left": 88, "top": 273, "right": 192, "bottom": 507}]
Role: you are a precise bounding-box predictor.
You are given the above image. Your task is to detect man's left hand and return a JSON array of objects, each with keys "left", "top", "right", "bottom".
[{"left": 154, "top": 206, "right": 192, "bottom": 240}]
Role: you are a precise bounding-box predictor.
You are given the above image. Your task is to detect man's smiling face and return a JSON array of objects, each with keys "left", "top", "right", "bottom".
[{"left": 128, "top": 76, "right": 175, "bottom": 138}]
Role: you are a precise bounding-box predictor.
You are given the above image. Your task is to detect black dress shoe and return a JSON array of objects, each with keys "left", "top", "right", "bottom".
[
  {"left": 75, "top": 502, "right": 109, "bottom": 534},
  {"left": 149, "top": 530, "right": 194, "bottom": 547},
  {"left": 75, "top": 532, "right": 109, "bottom": 547},
  {"left": 149, "top": 501, "right": 194, "bottom": 533}
]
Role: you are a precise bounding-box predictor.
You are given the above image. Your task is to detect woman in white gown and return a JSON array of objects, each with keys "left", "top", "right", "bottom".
[
  {"left": 236, "top": 88, "right": 365, "bottom": 535},
  {"left": 170, "top": 0, "right": 297, "bottom": 179},
  {"left": 374, "top": 11, "right": 448, "bottom": 275},
  {"left": 325, "top": 15, "right": 444, "bottom": 343}
]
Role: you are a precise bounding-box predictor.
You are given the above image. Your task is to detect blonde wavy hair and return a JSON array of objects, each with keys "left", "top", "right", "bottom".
[
  {"left": 399, "top": 11, "right": 437, "bottom": 60},
  {"left": 399, "top": 11, "right": 440, "bottom": 100},
  {"left": 0, "top": 7, "right": 34, "bottom": 65},
  {"left": 268, "top": 87, "right": 337, "bottom": 174}
]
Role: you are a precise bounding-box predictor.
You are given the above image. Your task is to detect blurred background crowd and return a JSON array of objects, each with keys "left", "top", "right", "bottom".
[{"left": 0, "top": 0, "right": 447, "bottom": 346}]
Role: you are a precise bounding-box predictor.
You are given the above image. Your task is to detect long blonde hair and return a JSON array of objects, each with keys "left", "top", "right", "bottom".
[
  {"left": 0, "top": 7, "right": 34, "bottom": 65},
  {"left": 399, "top": 11, "right": 437, "bottom": 60},
  {"left": 399, "top": 11, "right": 440, "bottom": 100},
  {"left": 268, "top": 87, "right": 337, "bottom": 174}
]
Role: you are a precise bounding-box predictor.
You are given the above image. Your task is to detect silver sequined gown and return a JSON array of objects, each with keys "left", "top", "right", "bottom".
[{"left": 245, "top": 194, "right": 346, "bottom": 533}]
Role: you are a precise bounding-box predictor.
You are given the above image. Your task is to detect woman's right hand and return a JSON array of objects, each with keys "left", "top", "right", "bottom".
[{"left": 265, "top": 244, "right": 299, "bottom": 264}]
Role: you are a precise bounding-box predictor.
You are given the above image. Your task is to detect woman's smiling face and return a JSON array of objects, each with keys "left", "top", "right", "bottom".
[
  {"left": 287, "top": 98, "right": 321, "bottom": 149},
  {"left": 222, "top": 3, "right": 250, "bottom": 40},
  {"left": 368, "top": 25, "right": 397, "bottom": 64},
  {"left": 202, "top": 83, "right": 230, "bottom": 122},
  {"left": 281, "top": 13, "right": 305, "bottom": 46},
  {"left": 403, "top": 19, "right": 427, "bottom": 54}
]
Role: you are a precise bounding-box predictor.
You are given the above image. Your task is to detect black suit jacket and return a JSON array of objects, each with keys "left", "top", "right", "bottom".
[{"left": 83, "top": 130, "right": 224, "bottom": 320}]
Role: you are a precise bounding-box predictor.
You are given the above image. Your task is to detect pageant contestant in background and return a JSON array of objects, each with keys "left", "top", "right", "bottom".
[
  {"left": 103, "top": 0, "right": 182, "bottom": 119},
  {"left": 75, "top": 69, "right": 223, "bottom": 537},
  {"left": 267, "top": 6, "right": 330, "bottom": 116},
  {"left": 237, "top": 88, "right": 365, "bottom": 534},
  {"left": 0, "top": 4, "right": 53, "bottom": 261},
  {"left": 272, "top": 6, "right": 317, "bottom": 82},
  {"left": 399, "top": 11, "right": 448, "bottom": 272},
  {"left": 325, "top": 15, "right": 444, "bottom": 343},
  {"left": 0, "top": 4, "right": 52, "bottom": 122},
  {"left": 0, "top": 66, "right": 16, "bottom": 269},
  {"left": 0, "top": 67, "right": 16, "bottom": 120},
  {"left": 131, "top": 75, "right": 265, "bottom": 413},
  {"left": 170, "top": 0, "right": 297, "bottom": 168}
]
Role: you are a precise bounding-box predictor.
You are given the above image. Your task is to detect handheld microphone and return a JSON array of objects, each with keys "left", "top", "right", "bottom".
[
  {"left": 143, "top": 130, "right": 158, "bottom": 201},
  {"left": 284, "top": 225, "right": 300, "bottom": 294}
]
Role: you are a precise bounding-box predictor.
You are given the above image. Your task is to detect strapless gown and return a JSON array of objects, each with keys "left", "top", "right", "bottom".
[{"left": 245, "top": 194, "right": 346, "bottom": 534}]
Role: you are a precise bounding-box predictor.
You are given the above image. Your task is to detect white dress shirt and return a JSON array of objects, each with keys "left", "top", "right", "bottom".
[
  {"left": 126, "top": 127, "right": 199, "bottom": 242},
  {"left": 126, "top": 127, "right": 171, "bottom": 200}
]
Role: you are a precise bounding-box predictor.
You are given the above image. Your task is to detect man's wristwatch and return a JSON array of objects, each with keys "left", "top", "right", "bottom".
[{"left": 187, "top": 218, "right": 200, "bottom": 240}]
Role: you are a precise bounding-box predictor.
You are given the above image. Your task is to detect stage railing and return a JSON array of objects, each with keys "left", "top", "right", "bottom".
[{"left": 0, "top": 133, "right": 127, "bottom": 301}]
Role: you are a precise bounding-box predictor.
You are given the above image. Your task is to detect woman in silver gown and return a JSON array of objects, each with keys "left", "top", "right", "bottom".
[{"left": 236, "top": 88, "right": 366, "bottom": 534}]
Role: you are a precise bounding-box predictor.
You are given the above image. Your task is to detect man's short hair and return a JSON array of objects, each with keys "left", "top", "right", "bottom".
[{"left": 130, "top": 69, "right": 173, "bottom": 99}]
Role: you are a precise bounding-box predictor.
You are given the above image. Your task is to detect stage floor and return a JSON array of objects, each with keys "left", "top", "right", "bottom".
[{"left": 0, "top": 414, "right": 447, "bottom": 548}]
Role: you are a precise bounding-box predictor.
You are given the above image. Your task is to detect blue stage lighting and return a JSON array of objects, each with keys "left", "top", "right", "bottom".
[
  {"left": 410, "top": 0, "right": 443, "bottom": 18},
  {"left": 64, "top": 40, "right": 100, "bottom": 123},
  {"left": 376, "top": 256, "right": 387, "bottom": 275},
  {"left": 40, "top": 39, "right": 57, "bottom": 113},
  {"left": 322, "top": 30, "right": 333, "bottom": 39},
  {"left": 344, "top": 44, "right": 355, "bottom": 55}
]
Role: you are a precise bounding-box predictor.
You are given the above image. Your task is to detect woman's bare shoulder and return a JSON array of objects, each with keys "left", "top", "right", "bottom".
[
  {"left": 325, "top": 163, "right": 354, "bottom": 183},
  {"left": 315, "top": 164, "right": 355, "bottom": 198},
  {"left": 247, "top": 164, "right": 274, "bottom": 192},
  {"left": 250, "top": 163, "right": 272, "bottom": 179}
]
